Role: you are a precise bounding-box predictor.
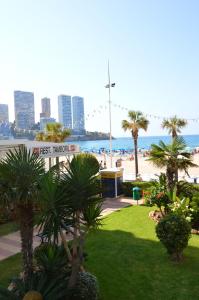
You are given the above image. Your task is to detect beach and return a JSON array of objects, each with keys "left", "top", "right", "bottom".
[{"left": 95, "top": 152, "right": 199, "bottom": 182}]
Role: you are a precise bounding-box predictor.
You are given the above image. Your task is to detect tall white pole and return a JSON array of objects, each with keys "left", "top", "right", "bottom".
[{"left": 108, "top": 61, "right": 113, "bottom": 168}]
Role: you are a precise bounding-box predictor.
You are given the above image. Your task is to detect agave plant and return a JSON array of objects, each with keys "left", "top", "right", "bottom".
[{"left": 0, "top": 271, "right": 68, "bottom": 300}]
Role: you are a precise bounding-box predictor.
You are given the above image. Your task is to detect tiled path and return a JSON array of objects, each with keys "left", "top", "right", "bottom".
[{"left": 0, "top": 197, "right": 142, "bottom": 261}]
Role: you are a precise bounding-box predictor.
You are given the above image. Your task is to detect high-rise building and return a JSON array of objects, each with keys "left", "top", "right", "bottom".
[
  {"left": 40, "top": 117, "right": 56, "bottom": 131},
  {"left": 58, "top": 95, "right": 72, "bottom": 129},
  {"left": 72, "top": 96, "right": 85, "bottom": 133},
  {"left": 0, "top": 104, "right": 9, "bottom": 122},
  {"left": 14, "top": 91, "right": 35, "bottom": 129},
  {"left": 41, "top": 97, "right": 51, "bottom": 118}
]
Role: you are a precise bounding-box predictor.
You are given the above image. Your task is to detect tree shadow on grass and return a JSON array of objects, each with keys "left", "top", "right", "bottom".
[{"left": 86, "top": 229, "right": 199, "bottom": 300}]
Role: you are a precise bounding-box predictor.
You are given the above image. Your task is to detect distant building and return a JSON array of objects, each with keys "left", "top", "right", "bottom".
[
  {"left": 0, "top": 122, "right": 10, "bottom": 137},
  {"left": 58, "top": 95, "right": 72, "bottom": 129},
  {"left": 0, "top": 104, "right": 9, "bottom": 122},
  {"left": 72, "top": 96, "right": 85, "bottom": 133},
  {"left": 14, "top": 91, "right": 35, "bottom": 129},
  {"left": 40, "top": 117, "right": 56, "bottom": 131},
  {"left": 41, "top": 97, "right": 51, "bottom": 118}
]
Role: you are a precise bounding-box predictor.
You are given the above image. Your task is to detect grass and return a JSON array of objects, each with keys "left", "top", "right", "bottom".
[
  {"left": 0, "top": 222, "right": 19, "bottom": 237},
  {"left": 0, "top": 254, "right": 21, "bottom": 286},
  {"left": 85, "top": 206, "right": 199, "bottom": 300},
  {"left": 1, "top": 206, "right": 199, "bottom": 299}
]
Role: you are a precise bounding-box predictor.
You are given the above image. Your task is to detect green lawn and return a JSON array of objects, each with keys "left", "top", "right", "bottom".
[
  {"left": 85, "top": 206, "right": 199, "bottom": 300},
  {"left": 0, "top": 222, "right": 19, "bottom": 237},
  {"left": 0, "top": 254, "right": 21, "bottom": 286},
  {"left": 1, "top": 206, "right": 199, "bottom": 300}
]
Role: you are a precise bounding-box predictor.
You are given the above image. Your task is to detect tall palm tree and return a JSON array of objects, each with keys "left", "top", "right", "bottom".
[
  {"left": 162, "top": 116, "right": 188, "bottom": 181},
  {"left": 162, "top": 116, "right": 187, "bottom": 139},
  {"left": 122, "top": 111, "right": 149, "bottom": 178},
  {"left": 147, "top": 137, "right": 197, "bottom": 190},
  {"left": 0, "top": 147, "right": 45, "bottom": 279}
]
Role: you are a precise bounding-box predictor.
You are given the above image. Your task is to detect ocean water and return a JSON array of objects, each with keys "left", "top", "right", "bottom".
[{"left": 69, "top": 135, "right": 199, "bottom": 152}]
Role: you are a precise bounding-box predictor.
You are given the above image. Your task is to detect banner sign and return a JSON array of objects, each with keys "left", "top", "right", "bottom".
[{"left": 32, "top": 144, "right": 79, "bottom": 158}]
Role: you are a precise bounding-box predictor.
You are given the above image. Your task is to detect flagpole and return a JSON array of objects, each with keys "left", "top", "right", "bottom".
[{"left": 108, "top": 61, "right": 113, "bottom": 168}]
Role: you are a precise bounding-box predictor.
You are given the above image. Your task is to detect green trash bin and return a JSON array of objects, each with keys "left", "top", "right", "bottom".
[{"left": 132, "top": 187, "right": 141, "bottom": 201}]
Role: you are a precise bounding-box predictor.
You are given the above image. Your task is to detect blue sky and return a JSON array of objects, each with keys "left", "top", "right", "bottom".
[{"left": 0, "top": 0, "right": 199, "bottom": 137}]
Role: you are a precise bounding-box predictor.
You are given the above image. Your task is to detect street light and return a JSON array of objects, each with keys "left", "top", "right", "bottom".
[{"left": 105, "top": 61, "right": 115, "bottom": 168}]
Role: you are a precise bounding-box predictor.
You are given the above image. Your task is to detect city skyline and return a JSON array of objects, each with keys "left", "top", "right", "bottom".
[
  {"left": 0, "top": 90, "right": 86, "bottom": 132},
  {"left": 0, "top": 1, "right": 199, "bottom": 137}
]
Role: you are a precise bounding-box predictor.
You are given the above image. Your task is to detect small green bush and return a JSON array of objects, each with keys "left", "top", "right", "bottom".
[
  {"left": 156, "top": 214, "right": 191, "bottom": 261},
  {"left": 190, "top": 196, "right": 199, "bottom": 229},
  {"left": 122, "top": 181, "right": 153, "bottom": 197},
  {"left": 69, "top": 271, "right": 99, "bottom": 300}
]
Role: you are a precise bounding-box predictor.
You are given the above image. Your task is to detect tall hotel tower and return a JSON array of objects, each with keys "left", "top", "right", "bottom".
[{"left": 14, "top": 91, "right": 35, "bottom": 129}]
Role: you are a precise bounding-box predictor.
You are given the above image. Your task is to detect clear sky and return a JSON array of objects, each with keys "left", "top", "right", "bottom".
[{"left": 0, "top": 0, "right": 199, "bottom": 137}]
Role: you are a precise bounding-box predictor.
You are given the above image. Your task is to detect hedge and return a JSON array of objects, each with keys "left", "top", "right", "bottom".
[{"left": 122, "top": 181, "right": 154, "bottom": 197}]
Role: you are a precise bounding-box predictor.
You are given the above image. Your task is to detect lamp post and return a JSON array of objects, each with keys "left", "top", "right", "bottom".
[{"left": 105, "top": 61, "right": 115, "bottom": 168}]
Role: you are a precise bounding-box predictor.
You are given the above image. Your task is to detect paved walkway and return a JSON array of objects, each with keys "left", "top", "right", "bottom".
[{"left": 0, "top": 197, "right": 141, "bottom": 261}]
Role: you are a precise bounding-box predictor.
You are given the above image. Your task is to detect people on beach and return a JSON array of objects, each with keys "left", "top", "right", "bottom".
[{"left": 99, "top": 160, "right": 103, "bottom": 170}]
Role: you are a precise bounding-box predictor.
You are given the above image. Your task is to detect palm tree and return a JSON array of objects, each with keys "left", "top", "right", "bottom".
[
  {"left": 122, "top": 111, "right": 149, "bottom": 178},
  {"left": 37, "top": 153, "right": 102, "bottom": 289},
  {"left": 162, "top": 116, "right": 187, "bottom": 139},
  {"left": 147, "top": 137, "right": 197, "bottom": 190},
  {"left": 162, "top": 116, "right": 188, "bottom": 181},
  {"left": 36, "top": 123, "right": 71, "bottom": 143},
  {"left": 36, "top": 122, "right": 71, "bottom": 165},
  {"left": 0, "top": 147, "right": 45, "bottom": 279}
]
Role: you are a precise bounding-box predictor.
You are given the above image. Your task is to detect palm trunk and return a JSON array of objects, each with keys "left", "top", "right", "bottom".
[
  {"left": 56, "top": 157, "right": 59, "bottom": 165},
  {"left": 18, "top": 203, "right": 34, "bottom": 280},
  {"left": 68, "top": 211, "right": 81, "bottom": 289},
  {"left": 60, "top": 228, "right": 72, "bottom": 262},
  {"left": 166, "top": 168, "right": 175, "bottom": 192},
  {"left": 133, "top": 137, "right": 139, "bottom": 178},
  {"left": 175, "top": 169, "right": 178, "bottom": 182}
]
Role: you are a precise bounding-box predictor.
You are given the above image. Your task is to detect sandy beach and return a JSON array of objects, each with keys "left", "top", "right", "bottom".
[{"left": 95, "top": 152, "right": 199, "bottom": 182}]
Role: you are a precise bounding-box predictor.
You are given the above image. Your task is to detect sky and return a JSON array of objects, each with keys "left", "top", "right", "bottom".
[{"left": 0, "top": 0, "right": 199, "bottom": 137}]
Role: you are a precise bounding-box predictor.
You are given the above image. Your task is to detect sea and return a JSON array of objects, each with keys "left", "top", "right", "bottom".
[{"left": 68, "top": 135, "right": 199, "bottom": 153}]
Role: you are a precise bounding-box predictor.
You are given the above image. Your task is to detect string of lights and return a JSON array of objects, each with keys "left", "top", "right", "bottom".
[{"left": 84, "top": 101, "right": 199, "bottom": 123}]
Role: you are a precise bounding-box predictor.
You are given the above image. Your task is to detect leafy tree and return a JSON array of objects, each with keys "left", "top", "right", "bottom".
[
  {"left": 122, "top": 111, "right": 149, "bottom": 177},
  {"left": 162, "top": 116, "right": 187, "bottom": 139},
  {"left": 0, "top": 147, "right": 45, "bottom": 279},
  {"left": 147, "top": 137, "right": 197, "bottom": 190}
]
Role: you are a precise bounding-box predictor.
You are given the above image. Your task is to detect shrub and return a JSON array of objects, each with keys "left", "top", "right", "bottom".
[
  {"left": 69, "top": 272, "right": 99, "bottom": 300},
  {"left": 156, "top": 214, "right": 191, "bottom": 261},
  {"left": 0, "top": 271, "right": 68, "bottom": 300},
  {"left": 34, "top": 243, "right": 68, "bottom": 276},
  {"left": 149, "top": 187, "right": 171, "bottom": 215},
  {"left": 122, "top": 181, "right": 153, "bottom": 197},
  {"left": 190, "top": 196, "right": 199, "bottom": 229},
  {"left": 177, "top": 181, "right": 199, "bottom": 199}
]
